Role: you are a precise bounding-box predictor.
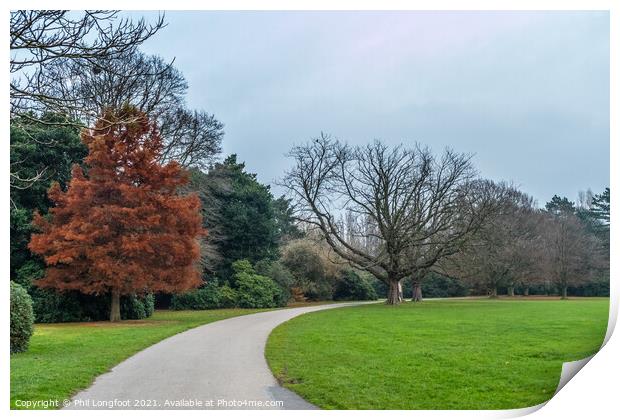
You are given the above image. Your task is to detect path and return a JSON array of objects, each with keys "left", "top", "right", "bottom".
[{"left": 67, "top": 302, "right": 375, "bottom": 410}]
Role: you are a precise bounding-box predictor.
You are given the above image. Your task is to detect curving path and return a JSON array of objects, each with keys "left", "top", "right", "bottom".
[{"left": 66, "top": 302, "right": 375, "bottom": 410}]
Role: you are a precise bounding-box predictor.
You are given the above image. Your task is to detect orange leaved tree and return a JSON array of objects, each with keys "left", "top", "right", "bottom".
[{"left": 29, "top": 106, "right": 204, "bottom": 321}]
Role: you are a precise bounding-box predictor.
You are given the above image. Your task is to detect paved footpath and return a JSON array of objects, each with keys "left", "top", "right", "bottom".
[{"left": 67, "top": 302, "right": 375, "bottom": 410}]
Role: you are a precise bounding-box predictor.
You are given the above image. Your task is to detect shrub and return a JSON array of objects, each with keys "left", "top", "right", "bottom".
[
  {"left": 170, "top": 283, "right": 238, "bottom": 310},
  {"left": 218, "top": 285, "right": 238, "bottom": 308},
  {"left": 421, "top": 274, "right": 468, "bottom": 298},
  {"left": 10, "top": 281, "right": 35, "bottom": 353},
  {"left": 171, "top": 283, "right": 221, "bottom": 310},
  {"left": 15, "top": 259, "right": 155, "bottom": 322},
  {"left": 255, "top": 259, "right": 293, "bottom": 305},
  {"left": 122, "top": 294, "right": 155, "bottom": 319},
  {"left": 233, "top": 259, "right": 286, "bottom": 308},
  {"left": 280, "top": 239, "right": 338, "bottom": 301},
  {"left": 333, "top": 270, "right": 379, "bottom": 301}
]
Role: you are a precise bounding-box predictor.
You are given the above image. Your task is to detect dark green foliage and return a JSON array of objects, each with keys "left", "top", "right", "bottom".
[
  {"left": 421, "top": 274, "right": 469, "bottom": 298},
  {"left": 218, "top": 285, "right": 239, "bottom": 308},
  {"left": 187, "top": 157, "right": 301, "bottom": 281},
  {"left": 10, "top": 281, "right": 35, "bottom": 353},
  {"left": 255, "top": 259, "right": 294, "bottom": 304},
  {"left": 10, "top": 116, "right": 87, "bottom": 278},
  {"left": 590, "top": 188, "right": 610, "bottom": 224},
  {"left": 233, "top": 260, "right": 286, "bottom": 308},
  {"left": 14, "top": 259, "right": 154, "bottom": 322},
  {"left": 272, "top": 196, "right": 303, "bottom": 242},
  {"left": 568, "top": 278, "right": 610, "bottom": 297},
  {"left": 208, "top": 155, "right": 281, "bottom": 276},
  {"left": 577, "top": 188, "right": 610, "bottom": 250},
  {"left": 122, "top": 294, "right": 155, "bottom": 319},
  {"left": 545, "top": 195, "right": 576, "bottom": 216},
  {"left": 371, "top": 274, "right": 468, "bottom": 299},
  {"left": 170, "top": 283, "right": 238, "bottom": 310},
  {"left": 333, "top": 270, "right": 378, "bottom": 301}
]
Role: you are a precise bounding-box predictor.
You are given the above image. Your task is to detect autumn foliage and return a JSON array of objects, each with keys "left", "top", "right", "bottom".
[{"left": 29, "top": 106, "right": 203, "bottom": 321}]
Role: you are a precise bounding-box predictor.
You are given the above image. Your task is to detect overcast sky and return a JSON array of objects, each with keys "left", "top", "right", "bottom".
[{"left": 134, "top": 10, "right": 609, "bottom": 206}]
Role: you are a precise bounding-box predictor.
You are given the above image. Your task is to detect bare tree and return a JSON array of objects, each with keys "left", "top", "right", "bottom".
[
  {"left": 10, "top": 10, "right": 165, "bottom": 122},
  {"left": 42, "top": 51, "right": 224, "bottom": 168},
  {"left": 282, "top": 134, "right": 504, "bottom": 304},
  {"left": 42, "top": 51, "right": 186, "bottom": 124},
  {"left": 10, "top": 11, "right": 164, "bottom": 189},
  {"left": 447, "top": 189, "right": 545, "bottom": 298},
  {"left": 158, "top": 108, "right": 224, "bottom": 169},
  {"left": 541, "top": 211, "right": 600, "bottom": 299}
]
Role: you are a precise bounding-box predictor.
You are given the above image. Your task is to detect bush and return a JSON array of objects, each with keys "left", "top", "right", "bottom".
[
  {"left": 15, "top": 259, "right": 155, "bottom": 322},
  {"left": 333, "top": 270, "right": 378, "bottom": 301},
  {"left": 122, "top": 294, "right": 155, "bottom": 319},
  {"left": 10, "top": 281, "right": 35, "bottom": 353},
  {"left": 255, "top": 259, "right": 293, "bottom": 305},
  {"left": 421, "top": 274, "right": 468, "bottom": 298},
  {"left": 171, "top": 283, "right": 221, "bottom": 310},
  {"left": 280, "top": 240, "right": 338, "bottom": 301},
  {"left": 29, "top": 288, "right": 155, "bottom": 322},
  {"left": 234, "top": 259, "right": 286, "bottom": 308},
  {"left": 170, "top": 283, "right": 238, "bottom": 310},
  {"left": 218, "top": 285, "right": 238, "bottom": 308}
]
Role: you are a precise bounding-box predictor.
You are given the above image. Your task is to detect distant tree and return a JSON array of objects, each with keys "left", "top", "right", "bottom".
[
  {"left": 29, "top": 106, "right": 204, "bottom": 321},
  {"left": 283, "top": 135, "right": 505, "bottom": 304},
  {"left": 447, "top": 188, "right": 543, "bottom": 298},
  {"left": 542, "top": 196, "right": 601, "bottom": 299},
  {"left": 545, "top": 195, "right": 576, "bottom": 215},
  {"left": 577, "top": 187, "right": 610, "bottom": 250}
]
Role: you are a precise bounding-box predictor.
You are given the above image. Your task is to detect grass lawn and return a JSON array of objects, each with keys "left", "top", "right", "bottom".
[
  {"left": 10, "top": 308, "right": 271, "bottom": 409},
  {"left": 266, "top": 298, "right": 609, "bottom": 410}
]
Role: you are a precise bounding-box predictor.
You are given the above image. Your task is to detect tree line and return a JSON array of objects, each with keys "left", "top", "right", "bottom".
[{"left": 10, "top": 11, "right": 610, "bottom": 328}]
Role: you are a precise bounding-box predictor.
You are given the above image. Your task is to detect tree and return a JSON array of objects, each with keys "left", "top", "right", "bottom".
[
  {"left": 283, "top": 135, "right": 504, "bottom": 304},
  {"left": 29, "top": 106, "right": 203, "bottom": 321},
  {"left": 577, "top": 187, "right": 610, "bottom": 250},
  {"left": 448, "top": 189, "right": 544, "bottom": 298},
  {"left": 10, "top": 11, "right": 164, "bottom": 123},
  {"left": 203, "top": 155, "right": 282, "bottom": 277},
  {"left": 44, "top": 50, "right": 224, "bottom": 169},
  {"left": 542, "top": 196, "right": 601, "bottom": 299},
  {"left": 280, "top": 238, "right": 341, "bottom": 301},
  {"left": 10, "top": 11, "right": 168, "bottom": 192},
  {"left": 10, "top": 115, "right": 87, "bottom": 277}
]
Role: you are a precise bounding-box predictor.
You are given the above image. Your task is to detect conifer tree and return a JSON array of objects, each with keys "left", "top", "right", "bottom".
[{"left": 29, "top": 106, "right": 203, "bottom": 321}]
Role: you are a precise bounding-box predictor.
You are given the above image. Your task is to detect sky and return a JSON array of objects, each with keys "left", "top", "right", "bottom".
[{"left": 132, "top": 11, "right": 609, "bottom": 206}]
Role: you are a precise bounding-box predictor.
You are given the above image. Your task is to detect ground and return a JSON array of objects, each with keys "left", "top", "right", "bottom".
[
  {"left": 10, "top": 308, "right": 269, "bottom": 409},
  {"left": 265, "top": 298, "right": 609, "bottom": 409}
]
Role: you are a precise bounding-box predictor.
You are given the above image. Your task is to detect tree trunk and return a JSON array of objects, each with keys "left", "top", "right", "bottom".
[
  {"left": 110, "top": 289, "right": 121, "bottom": 322},
  {"left": 412, "top": 281, "right": 423, "bottom": 302},
  {"left": 489, "top": 286, "right": 498, "bottom": 299},
  {"left": 387, "top": 280, "right": 402, "bottom": 305},
  {"left": 523, "top": 287, "right": 529, "bottom": 296},
  {"left": 561, "top": 285, "right": 568, "bottom": 300},
  {"left": 507, "top": 286, "right": 514, "bottom": 297}
]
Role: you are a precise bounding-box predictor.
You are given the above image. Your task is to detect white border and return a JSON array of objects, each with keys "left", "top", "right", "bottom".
[{"left": 3, "top": 2, "right": 617, "bottom": 420}]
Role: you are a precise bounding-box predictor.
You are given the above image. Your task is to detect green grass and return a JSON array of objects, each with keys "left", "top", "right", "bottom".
[
  {"left": 266, "top": 298, "right": 609, "bottom": 410},
  {"left": 10, "top": 308, "right": 270, "bottom": 409}
]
